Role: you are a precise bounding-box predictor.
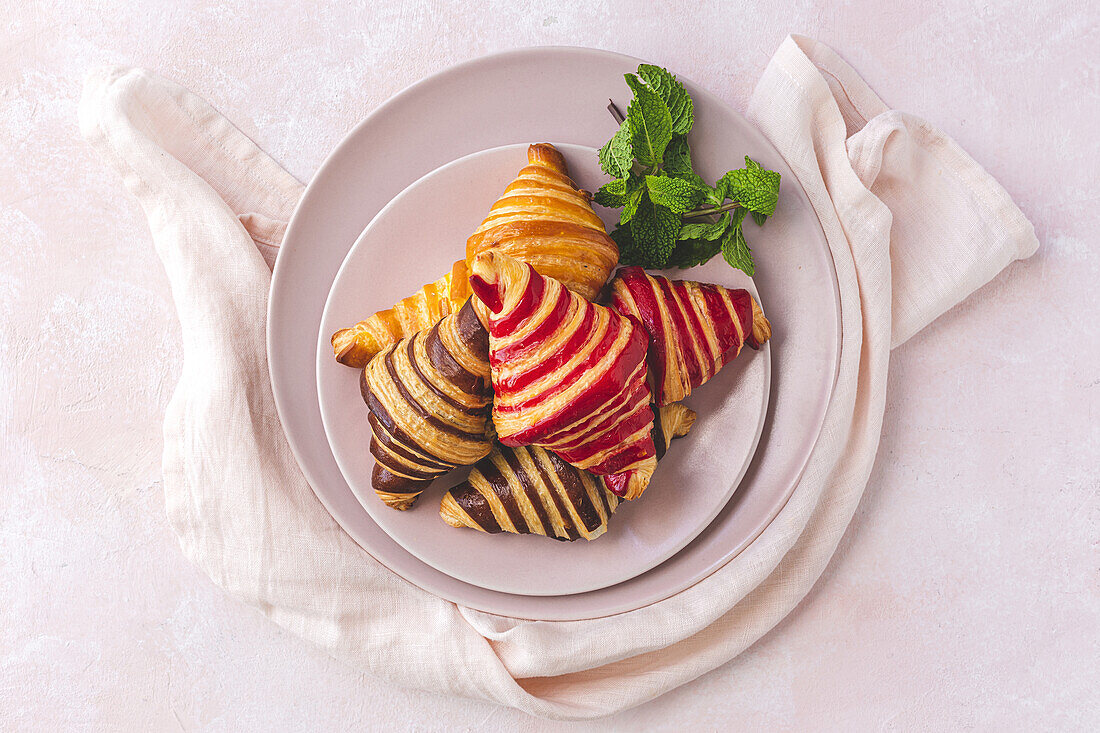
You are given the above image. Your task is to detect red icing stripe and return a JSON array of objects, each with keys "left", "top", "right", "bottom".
[
  {"left": 499, "top": 320, "right": 648, "bottom": 439},
  {"left": 490, "top": 268, "right": 545, "bottom": 336},
  {"left": 587, "top": 437, "right": 655, "bottom": 476},
  {"left": 554, "top": 399, "right": 653, "bottom": 461},
  {"left": 491, "top": 284, "right": 571, "bottom": 365},
  {"left": 655, "top": 275, "right": 704, "bottom": 390},
  {"left": 728, "top": 289, "right": 755, "bottom": 350},
  {"left": 496, "top": 309, "right": 625, "bottom": 414},
  {"left": 494, "top": 300, "right": 597, "bottom": 392},
  {"left": 612, "top": 268, "right": 669, "bottom": 401},
  {"left": 700, "top": 285, "right": 741, "bottom": 365}
]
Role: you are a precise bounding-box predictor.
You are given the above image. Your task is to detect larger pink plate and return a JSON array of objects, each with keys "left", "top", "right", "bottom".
[
  {"left": 316, "top": 143, "right": 770, "bottom": 596},
  {"left": 269, "top": 47, "right": 840, "bottom": 620}
]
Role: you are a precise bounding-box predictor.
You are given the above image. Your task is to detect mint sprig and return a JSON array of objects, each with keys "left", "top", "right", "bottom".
[{"left": 594, "top": 65, "right": 781, "bottom": 275}]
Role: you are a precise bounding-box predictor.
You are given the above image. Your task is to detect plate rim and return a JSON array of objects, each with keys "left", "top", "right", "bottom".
[{"left": 268, "top": 45, "right": 842, "bottom": 620}]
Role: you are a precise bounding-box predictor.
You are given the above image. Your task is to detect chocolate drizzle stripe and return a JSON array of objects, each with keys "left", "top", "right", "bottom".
[
  {"left": 532, "top": 449, "right": 579, "bottom": 540},
  {"left": 546, "top": 449, "right": 600, "bottom": 536},
  {"left": 652, "top": 405, "right": 669, "bottom": 460},
  {"left": 369, "top": 432, "right": 443, "bottom": 477},
  {"left": 593, "top": 474, "right": 614, "bottom": 519},
  {"left": 383, "top": 346, "right": 484, "bottom": 443},
  {"left": 582, "top": 474, "right": 610, "bottom": 532},
  {"left": 528, "top": 449, "right": 572, "bottom": 539},
  {"left": 366, "top": 408, "right": 451, "bottom": 471},
  {"left": 406, "top": 335, "right": 489, "bottom": 421},
  {"left": 502, "top": 447, "right": 552, "bottom": 537},
  {"left": 427, "top": 318, "right": 487, "bottom": 395},
  {"left": 478, "top": 458, "right": 527, "bottom": 534},
  {"left": 491, "top": 454, "right": 532, "bottom": 535},
  {"left": 455, "top": 477, "right": 502, "bottom": 534}
]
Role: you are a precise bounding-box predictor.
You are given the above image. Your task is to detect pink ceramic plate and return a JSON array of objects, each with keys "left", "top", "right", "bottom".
[
  {"left": 269, "top": 47, "right": 840, "bottom": 620},
  {"left": 316, "top": 143, "right": 770, "bottom": 596}
]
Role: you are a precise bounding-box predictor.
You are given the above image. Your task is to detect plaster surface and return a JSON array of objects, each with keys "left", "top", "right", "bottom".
[{"left": 2, "top": 1, "right": 1097, "bottom": 729}]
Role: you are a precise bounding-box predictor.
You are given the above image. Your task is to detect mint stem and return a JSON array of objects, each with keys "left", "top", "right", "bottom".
[
  {"left": 607, "top": 99, "right": 625, "bottom": 124},
  {"left": 682, "top": 201, "right": 742, "bottom": 220}
]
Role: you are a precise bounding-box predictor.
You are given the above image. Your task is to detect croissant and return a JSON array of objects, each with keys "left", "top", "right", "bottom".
[
  {"left": 609, "top": 267, "right": 772, "bottom": 406},
  {"left": 469, "top": 251, "right": 657, "bottom": 500},
  {"left": 439, "top": 404, "right": 696, "bottom": 541},
  {"left": 360, "top": 298, "right": 494, "bottom": 509},
  {"left": 466, "top": 143, "right": 619, "bottom": 302},
  {"left": 331, "top": 260, "right": 471, "bottom": 368}
]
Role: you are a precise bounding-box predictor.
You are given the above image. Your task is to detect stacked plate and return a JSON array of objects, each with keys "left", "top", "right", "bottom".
[{"left": 268, "top": 47, "right": 840, "bottom": 621}]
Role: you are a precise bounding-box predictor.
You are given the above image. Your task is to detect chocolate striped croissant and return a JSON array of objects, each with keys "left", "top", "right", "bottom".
[
  {"left": 466, "top": 143, "right": 619, "bottom": 302},
  {"left": 440, "top": 404, "right": 697, "bottom": 541},
  {"left": 468, "top": 251, "right": 657, "bottom": 501},
  {"left": 360, "top": 298, "right": 494, "bottom": 509},
  {"left": 332, "top": 260, "right": 471, "bottom": 368},
  {"left": 609, "top": 267, "right": 772, "bottom": 406}
]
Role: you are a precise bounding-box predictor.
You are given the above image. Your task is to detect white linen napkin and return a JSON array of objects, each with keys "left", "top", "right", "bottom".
[{"left": 79, "top": 35, "right": 1037, "bottom": 719}]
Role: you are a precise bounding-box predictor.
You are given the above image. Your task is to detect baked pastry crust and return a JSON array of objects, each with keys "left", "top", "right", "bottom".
[
  {"left": 469, "top": 251, "right": 656, "bottom": 500},
  {"left": 332, "top": 260, "right": 471, "bottom": 368},
  {"left": 439, "top": 404, "right": 696, "bottom": 540},
  {"left": 360, "top": 298, "right": 494, "bottom": 509},
  {"left": 609, "top": 267, "right": 771, "bottom": 406},
  {"left": 465, "top": 143, "right": 619, "bottom": 302}
]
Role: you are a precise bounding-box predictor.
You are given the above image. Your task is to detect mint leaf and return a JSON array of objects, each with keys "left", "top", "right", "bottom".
[
  {"left": 678, "top": 212, "right": 730, "bottom": 241},
  {"left": 751, "top": 210, "right": 768, "bottom": 227},
  {"left": 668, "top": 238, "right": 722, "bottom": 268},
  {"left": 594, "top": 178, "right": 629, "bottom": 208},
  {"left": 720, "top": 223, "right": 755, "bottom": 276},
  {"left": 662, "top": 135, "right": 693, "bottom": 178},
  {"left": 625, "top": 73, "right": 672, "bottom": 169},
  {"left": 598, "top": 120, "right": 633, "bottom": 178},
  {"left": 645, "top": 175, "right": 703, "bottom": 214},
  {"left": 720, "top": 157, "right": 781, "bottom": 216},
  {"left": 629, "top": 194, "right": 680, "bottom": 267},
  {"left": 619, "top": 181, "right": 646, "bottom": 225},
  {"left": 637, "top": 64, "right": 694, "bottom": 136},
  {"left": 610, "top": 226, "right": 646, "bottom": 266}
]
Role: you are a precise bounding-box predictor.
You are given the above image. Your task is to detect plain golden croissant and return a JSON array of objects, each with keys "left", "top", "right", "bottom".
[
  {"left": 609, "top": 267, "right": 772, "bottom": 405},
  {"left": 469, "top": 251, "right": 657, "bottom": 501},
  {"left": 466, "top": 142, "right": 620, "bottom": 302},
  {"left": 360, "top": 298, "right": 494, "bottom": 509},
  {"left": 332, "top": 260, "right": 471, "bottom": 368},
  {"left": 440, "top": 404, "right": 696, "bottom": 541}
]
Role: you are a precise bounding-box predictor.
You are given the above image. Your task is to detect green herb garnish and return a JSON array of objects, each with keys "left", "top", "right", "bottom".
[{"left": 595, "top": 64, "right": 781, "bottom": 275}]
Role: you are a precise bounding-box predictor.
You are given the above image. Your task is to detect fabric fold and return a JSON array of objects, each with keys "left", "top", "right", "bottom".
[{"left": 79, "top": 35, "right": 1037, "bottom": 720}]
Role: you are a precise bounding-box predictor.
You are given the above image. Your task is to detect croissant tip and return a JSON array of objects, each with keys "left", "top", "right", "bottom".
[
  {"left": 750, "top": 299, "right": 772, "bottom": 348},
  {"left": 438, "top": 494, "right": 466, "bottom": 527},
  {"left": 378, "top": 491, "right": 420, "bottom": 510},
  {"left": 527, "top": 142, "right": 567, "bottom": 173},
  {"left": 671, "top": 404, "right": 697, "bottom": 438},
  {"left": 439, "top": 492, "right": 483, "bottom": 530}
]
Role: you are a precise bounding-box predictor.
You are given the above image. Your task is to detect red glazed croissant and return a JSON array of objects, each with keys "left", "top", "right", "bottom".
[
  {"left": 609, "top": 267, "right": 772, "bottom": 406},
  {"left": 469, "top": 251, "right": 657, "bottom": 500},
  {"left": 439, "top": 403, "right": 696, "bottom": 541},
  {"left": 360, "top": 298, "right": 494, "bottom": 509}
]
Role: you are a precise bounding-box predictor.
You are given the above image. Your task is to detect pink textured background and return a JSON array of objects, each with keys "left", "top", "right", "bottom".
[{"left": 2, "top": 1, "right": 1097, "bottom": 728}]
